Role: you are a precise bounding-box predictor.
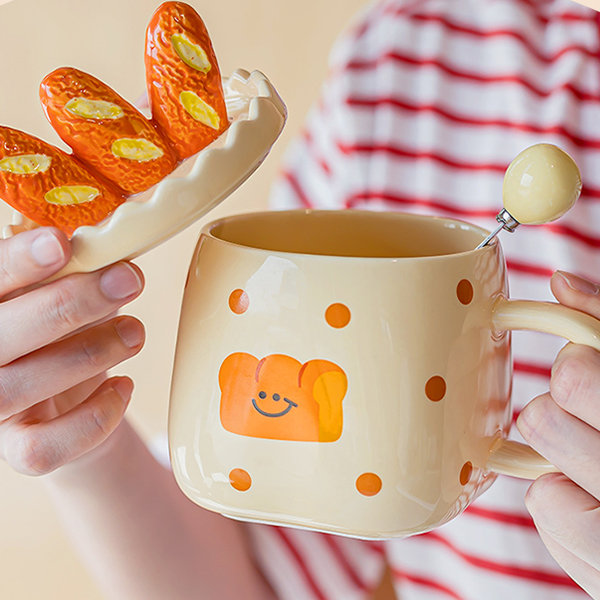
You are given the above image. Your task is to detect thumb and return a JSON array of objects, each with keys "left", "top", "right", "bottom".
[{"left": 551, "top": 271, "right": 600, "bottom": 319}]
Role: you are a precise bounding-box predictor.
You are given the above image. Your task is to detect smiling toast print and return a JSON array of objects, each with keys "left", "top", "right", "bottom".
[{"left": 219, "top": 353, "right": 347, "bottom": 442}]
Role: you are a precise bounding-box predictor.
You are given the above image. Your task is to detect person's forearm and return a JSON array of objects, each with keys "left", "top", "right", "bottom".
[{"left": 43, "top": 419, "right": 274, "bottom": 600}]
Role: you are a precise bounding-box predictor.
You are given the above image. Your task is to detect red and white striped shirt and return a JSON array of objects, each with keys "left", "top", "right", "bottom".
[{"left": 247, "top": 0, "right": 600, "bottom": 598}]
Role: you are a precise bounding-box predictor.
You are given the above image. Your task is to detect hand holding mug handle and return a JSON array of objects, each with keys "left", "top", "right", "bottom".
[{"left": 486, "top": 297, "right": 600, "bottom": 478}]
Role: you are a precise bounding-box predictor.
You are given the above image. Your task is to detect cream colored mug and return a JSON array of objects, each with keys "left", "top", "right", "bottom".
[{"left": 169, "top": 210, "right": 600, "bottom": 539}]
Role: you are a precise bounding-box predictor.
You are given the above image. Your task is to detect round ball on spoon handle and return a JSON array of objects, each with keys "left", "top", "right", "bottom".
[
  {"left": 477, "top": 143, "right": 582, "bottom": 249},
  {"left": 503, "top": 143, "right": 581, "bottom": 225}
]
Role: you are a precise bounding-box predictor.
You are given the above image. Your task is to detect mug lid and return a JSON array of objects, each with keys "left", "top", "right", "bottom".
[{"left": 7, "top": 70, "right": 287, "bottom": 279}]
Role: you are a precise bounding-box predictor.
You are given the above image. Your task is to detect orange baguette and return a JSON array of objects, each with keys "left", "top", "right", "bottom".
[
  {"left": 0, "top": 126, "right": 125, "bottom": 236},
  {"left": 40, "top": 67, "right": 177, "bottom": 195},
  {"left": 145, "top": 1, "right": 229, "bottom": 161}
]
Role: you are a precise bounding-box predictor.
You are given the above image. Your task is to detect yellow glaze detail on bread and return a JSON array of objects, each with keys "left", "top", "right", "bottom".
[
  {"left": 65, "top": 97, "right": 125, "bottom": 120},
  {"left": 111, "top": 138, "right": 165, "bottom": 162},
  {"left": 171, "top": 33, "right": 211, "bottom": 73},
  {"left": 179, "top": 90, "right": 220, "bottom": 129},
  {"left": 0, "top": 154, "right": 51, "bottom": 175},
  {"left": 44, "top": 185, "right": 100, "bottom": 205}
]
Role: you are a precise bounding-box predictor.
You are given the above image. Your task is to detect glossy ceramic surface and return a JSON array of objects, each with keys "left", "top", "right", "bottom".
[
  {"left": 0, "top": 2, "right": 235, "bottom": 236},
  {"left": 502, "top": 143, "right": 581, "bottom": 225},
  {"left": 169, "top": 210, "right": 600, "bottom": 538},
  {"left": 3, "top": 69, "right": 286, "bottom": 276}
]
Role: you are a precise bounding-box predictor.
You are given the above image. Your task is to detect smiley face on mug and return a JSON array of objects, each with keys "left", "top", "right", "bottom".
[
  {"left": 219, "top": 352, "right": 347, "bottom": 442},
  {"left": 218, "top": 291, "right": 349, "bottom": 443}
]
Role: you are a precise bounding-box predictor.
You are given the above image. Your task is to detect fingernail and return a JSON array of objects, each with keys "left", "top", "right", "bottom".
[
  {"left": 556, "top": 271, "right": 599, "bottom": 295},
  {"left": 115, "top": 318, "right": 144, "bottom": 349},
  {"left": 100, "top": 263, "right": 142, "bottom": 300},
  {"left": 111, "top": 378, "right": 133, "bottom": 403},
  {"left": 31, "top": 231, "right": 64, "bottom": 267}
]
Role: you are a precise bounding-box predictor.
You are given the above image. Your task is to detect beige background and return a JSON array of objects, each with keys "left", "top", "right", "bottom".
[
  {"left": 0, "top": 0, "right": 375, "bottom": 598},
  {"left": 572, "top": 0, "right": 600, "bottom": 10}
]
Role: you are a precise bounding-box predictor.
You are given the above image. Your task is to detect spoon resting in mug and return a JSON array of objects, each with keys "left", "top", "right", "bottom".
[{"left": 476, "top": 143, "right": 582, "bottom": 249}]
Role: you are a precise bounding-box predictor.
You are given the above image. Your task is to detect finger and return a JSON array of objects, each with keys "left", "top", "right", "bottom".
[
  {"left": 518, "top": 393, "right": 600, "bottom": 499},
  {"left": 0, "top": 373, "right": 108, "bottom": 431},
  {"left": 535, "top": 527, "right": 600, "bottom": 598},
  {"left": 0, "top": 316, "right": 144, "bottom": 420},
  {"left": 551, "top": 271, "right": 600, "bottom": 319},
  {"left": 526, "top": 473, "right": 600, "bottom": 571},
  {"left": 550, "top": 343, "right": 600, "bottom": 429},
  {"left": 2, "top": 377, "right": 133, "bottom": 476},
  {"left": 0, "top": 228, "right": 70, "bottom": 298},
  {"left": 0, "top": 261, "right": 143, "bottom": 365},
  {"left": 51, "top": 310, "right": 119, "bottom": 345},
  {"left": 46, "top": 373, "right": 108, "bottom": 417}
]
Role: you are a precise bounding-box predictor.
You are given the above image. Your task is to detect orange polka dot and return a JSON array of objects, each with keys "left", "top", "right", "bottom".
[
  {"left": 356, "top": 472, "right": 382, "bottom": 496},
  {"left": 229, "top": 289, "right": 249, "bottom": 314},
  {"left": 325, "top": 303, "right": 351, "bottom": 328},
  {"left": 457, "top": 279, "right": 474, "bottom": 305},
  {"left": 229, "top": 468, "right": 252, "bottom": 491},
  {"left": 460, "top": 461, "right": 473, "bottom": 486},
  {"left": 425, "top": 376, "right": 446, "bottom": 402}
]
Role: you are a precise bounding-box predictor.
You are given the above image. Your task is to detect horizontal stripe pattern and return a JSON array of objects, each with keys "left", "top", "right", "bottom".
[
  {"left": 417, "top": 530, "right": 580, "bottom": 588},
  {"left": 464, "top": 504, "right": 537, "bottom": 529},
  {"left": 406, "top": 13, "right": 597, "bottom": 63},
  {"left": 514, "top": 360, "right": 552, "bottom": 380},
  {"left": 276, "top": 107, "right": 600, "bottom": 254},
  {"left": 335, "top": 66, "right": 600, "bottom": 143},
  {"left": 379, "top": 5, "right": 600, "bottom": 58},
  {"left": 344, "top": 51, "right": 600, "bottom": 102},
  {"left": 346, "top": 94, "right": 600, "bottom": 149},
  {"left": 253, "top": 0, "right": 596, "bottom": 599}
]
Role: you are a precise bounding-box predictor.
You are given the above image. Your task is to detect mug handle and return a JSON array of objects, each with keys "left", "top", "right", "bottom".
[{"left": 485, "top": 297, "right": 600, "bottom": 479}]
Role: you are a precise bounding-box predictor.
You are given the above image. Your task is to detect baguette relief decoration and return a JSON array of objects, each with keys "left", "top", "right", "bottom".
[{"left": 0, "top": 1, "right": 228, "bottom": 236}]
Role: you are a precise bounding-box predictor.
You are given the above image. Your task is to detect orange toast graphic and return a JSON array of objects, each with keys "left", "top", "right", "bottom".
[{"left": 219, "top": 353, "right": 347, "bottom": 442}]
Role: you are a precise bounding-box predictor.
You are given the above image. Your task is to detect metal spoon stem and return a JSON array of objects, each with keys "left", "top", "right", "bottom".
[
  {"left": 476, "top": 223, "right": 504, "bottom": 249},
  {"left": 476, "top": 209, "right": 521, "bottom": 249}
]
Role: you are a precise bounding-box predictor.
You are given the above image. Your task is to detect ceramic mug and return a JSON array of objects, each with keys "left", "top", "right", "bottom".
[{"left": 169, "top": 210, "right": 600, "bottom": 539}]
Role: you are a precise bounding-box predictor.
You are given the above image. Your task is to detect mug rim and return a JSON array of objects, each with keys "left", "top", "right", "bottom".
[{"left": 200, "top": 209, "right": 497, "bottom": 261}]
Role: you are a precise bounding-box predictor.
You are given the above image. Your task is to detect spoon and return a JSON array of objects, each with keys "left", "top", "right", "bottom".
[{"left": 476, "top": 143, "right": 582, "bottom": 249}]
